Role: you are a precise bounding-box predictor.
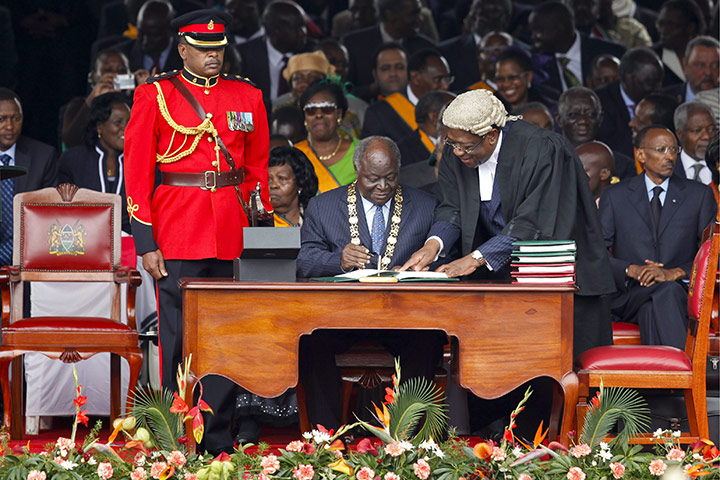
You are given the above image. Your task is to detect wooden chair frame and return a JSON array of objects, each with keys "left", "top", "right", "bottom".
[{"left": 0, "top": 184, "right": 143, "bottom": 439}]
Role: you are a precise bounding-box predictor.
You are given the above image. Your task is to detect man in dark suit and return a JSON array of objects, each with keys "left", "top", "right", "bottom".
[
  {"left": 596, "top": 47, "right": 664, "bottom": 158},
  {"left": 673, "top": 101, "right": 717, "bottom": 186},
  {"left": 361, "top": 49, "right": 451, "bottom": 143},
  {"left": 528, "top": 2, "right": 625, "bottom": 94},
  {"left": 556, "top": 86, "right": 635, "bottom": 179},
  {"left": 663, "top": 36, "right": 720, "bottom": 104},
  {"left": 297, "top": 136, "right": 445, "bottom": 429},
  {"left": 652, "top": 0, "right": 706, "bottom": 88},
  {"left": 342, "top": 0, "right": 435, "bottom": 97},
  {"left": 599, "top": 126, "right": 716, "bottom": 348},
  {"left": 402, "top": 89, "right": 615, "bottom": 357},
  {"left": 0, "top": 88, "right": 58, "bottom": 266},
  {"left": 114, "top": 1, "right": 183, "bottom": 75}
]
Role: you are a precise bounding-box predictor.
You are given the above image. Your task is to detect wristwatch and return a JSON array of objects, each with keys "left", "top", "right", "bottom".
[{"left": 471, "top": 250, "right": 485, "bottom": 266}]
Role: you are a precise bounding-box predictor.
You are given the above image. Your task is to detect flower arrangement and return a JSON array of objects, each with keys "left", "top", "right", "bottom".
[{"left": 1, "top": 359, "right": 718, "bottom": 480}]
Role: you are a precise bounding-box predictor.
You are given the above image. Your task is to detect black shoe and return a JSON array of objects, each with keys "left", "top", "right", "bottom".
[{"left": 234, "top": 417, "right": 261, "bottom": 445}]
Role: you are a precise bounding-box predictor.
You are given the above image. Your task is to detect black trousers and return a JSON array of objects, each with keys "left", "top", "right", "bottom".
[
  {"left": 610, "top": 280, "right": 688, "bottom": 349},
  {"left": 299, "top": 329, "right": 446, "bottom": 431},
  {"left": 158, "top": 258, "right": 236, "bottom": 454}
]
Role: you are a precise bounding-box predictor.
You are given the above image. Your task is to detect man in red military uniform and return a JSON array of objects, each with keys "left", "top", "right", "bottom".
[{"left": 124, "top": 9, "right": 270, "bottom": 454}]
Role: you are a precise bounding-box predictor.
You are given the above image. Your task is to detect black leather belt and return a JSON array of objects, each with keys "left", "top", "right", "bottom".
[{"left": 161, "top": 169, "right": 245, "bottom": 190}]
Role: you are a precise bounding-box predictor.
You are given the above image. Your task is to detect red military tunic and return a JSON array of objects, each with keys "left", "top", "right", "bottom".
[{"left": 124, "top": 70, "right": 270, "bottom": 260}]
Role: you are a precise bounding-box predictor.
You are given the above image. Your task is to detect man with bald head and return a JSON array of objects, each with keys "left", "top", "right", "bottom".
[
  {"left": 577, "top": 141, "right": 615, "bottom": 203},
  {"left": 599, "top": 125, "right": 716, "bottom": 348},
  {"left": 674, "top": 101, "right": 717, "bottom": 185},
  {"left": 586, "top": 54, "right": 620, "bottom": 89},
  {"left": 296, "top": 136, "right": 444, "bottom": 430}
]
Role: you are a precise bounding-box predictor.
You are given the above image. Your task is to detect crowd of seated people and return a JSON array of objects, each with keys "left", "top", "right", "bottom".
[{"left": 0, "top": 0, "right": 718, "bottom": 445}]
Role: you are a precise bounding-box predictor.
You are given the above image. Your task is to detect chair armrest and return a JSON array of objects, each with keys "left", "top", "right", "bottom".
[
  {"left": 0, "top": 267, "right": 9, "bottom": 329},
  {"left": 114, "top": 266, "right": 142, "bottom": 331}
]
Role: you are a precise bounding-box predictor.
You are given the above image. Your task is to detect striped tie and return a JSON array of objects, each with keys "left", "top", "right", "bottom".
[
  {"left": 559, "top": 57, "right": 581, "bottom": 88},
  {"left": 371, "top": 205, "right": 384, "bottom": 254},
  {"left": 0, "top": 154, "right": 14, "bottom": 266}
]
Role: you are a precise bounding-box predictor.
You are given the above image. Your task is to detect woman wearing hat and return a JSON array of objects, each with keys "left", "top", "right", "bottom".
[{"left": 273, "top": 50, "right": 367, "bottom": 139}]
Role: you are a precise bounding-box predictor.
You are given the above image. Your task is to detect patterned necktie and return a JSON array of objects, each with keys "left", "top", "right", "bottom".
[
  {"left": 691, "top": 163, "right": 704, "bottom": 181},
  {"left": 650, "top": 186, "right": 663, "bottom": 231},
  {"left": 559, "top": 57, "right": 581, "bottom": 88},
  {"left": 0, "top": 154, "right": 14, "bottom": 266},
  {"left": 371, "top": 204, "right": 385, "bottom": 255}
]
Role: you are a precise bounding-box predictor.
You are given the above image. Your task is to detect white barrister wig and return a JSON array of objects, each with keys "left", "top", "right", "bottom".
[{"left": 442, "top": 89, "right": 520, "bottom": 136}]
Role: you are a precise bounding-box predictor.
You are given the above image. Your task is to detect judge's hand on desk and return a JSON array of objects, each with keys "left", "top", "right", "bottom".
[
  {"left": 143, "top": 249, "right": 168, "bottom": 280},
  {"left": 341, "top": 243, "right": 372, "bottom": 271},
  {"left": 400, "top": 239, "right": 441, "bottom": 272}
]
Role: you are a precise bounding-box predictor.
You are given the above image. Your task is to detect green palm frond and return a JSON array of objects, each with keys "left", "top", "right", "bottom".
[
  {"left": 580, "top": 383, "right": 651, "bottom": 447},
  {"left": 389, "top": 376, "right": 448, "bottom": 443},
  {"left": 131, "top": 388, "right": 182, "bottom": 451}
]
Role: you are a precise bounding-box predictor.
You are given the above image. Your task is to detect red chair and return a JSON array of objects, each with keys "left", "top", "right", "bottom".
[
  {"left": 0, "top": 184, "right": 143, "bottom": 439},
  {"left": 575, "top": 220, "right": 720, "bottom": 443}
]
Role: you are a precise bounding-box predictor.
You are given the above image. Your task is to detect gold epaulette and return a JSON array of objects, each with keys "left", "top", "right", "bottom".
[
  {"left": 153, "top": 82, "right": 221, "bottom": 165},
  {"left": 146, "top": 70, "right": 181, "bottom": 84},
  {"left": 221, "top": 72, "right": 257, "bottom": 88}
]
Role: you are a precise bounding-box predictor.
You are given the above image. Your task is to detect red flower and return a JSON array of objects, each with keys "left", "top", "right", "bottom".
[
  {"left": 316, "top": 424, "right": 335, "bottom": 436},
  {"left": 384, "top": 387, "right": 395, "bottom": 404},
  {"left": 74, "top": 395, "right": 87, "bottom": 408},
  {"left": 214, "top": 452, "right": 232, "bottom": 462},
  {"left": 357, "top": 438, "right": 379, "bottom": 456},
  {"left": 503, "top": 429, "right": 513, "bottom": 442},
  {"left": 170, "top": 393, "right": 189, "bottom": 414},
  {"left": 77, "top": 409, "right": 89, "bottom": 427},
  {"left": 302, "top": 443, "right": 316, "bottom": 455}
]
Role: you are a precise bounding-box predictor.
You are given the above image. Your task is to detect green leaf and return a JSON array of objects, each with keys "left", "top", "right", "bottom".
[
  {"left": 131, "top": 387, "right": 182, "bottom": 451},
  {"left": 388, "top": 375, "right": 448, "bottom": 443},
  {"left": 580, "top": 384, "right": 650, "bottom": 447}
]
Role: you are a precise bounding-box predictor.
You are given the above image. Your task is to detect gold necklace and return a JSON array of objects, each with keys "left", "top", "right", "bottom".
[
  {"left": 310, "top": 135, "right": 342, "bottom": 161},
  {"left": 347, "top": 181, "right": 403, "bottom": 270}
]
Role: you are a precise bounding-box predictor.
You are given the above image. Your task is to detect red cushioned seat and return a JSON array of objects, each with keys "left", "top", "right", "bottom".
[
  {"left": 576, "top": 345, "right": 692, "bottom": 372},
  {"left": 7, "top": 317, "right": 134, "bottom": 332},
  {"left": 611, "top": 322, "right": 640, "bottom": 336}
]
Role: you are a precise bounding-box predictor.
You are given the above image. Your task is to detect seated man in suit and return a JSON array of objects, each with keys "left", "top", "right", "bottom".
[
  {"left": 361, "top": 49, "right": 451, "bottom": 143},
  {"left": 674, "top": 101, "right": 717, "bottom": 186},
  {"left": 596, "top": 47, "right": 664, "bottom": 158},
  {"left": 0, "top": 88, "right": 58, "bottom": 267},
  {"left": 557, "top": 86, "right": 635, "bottom": 179},
  {"left": 663, "top": 36, "right": 719, "bottom": 104},
  {"left": 297, "top": 136, "right": 445, "bottom": 430},
  {"left": 599, "top": 125, "right": 716, "bottom": 349},
  {"left": 397, "top": 90, "right": 455, "bottom": 192},
  {"left": 528, "top": 1, "right": 625, "bottom": 94}
]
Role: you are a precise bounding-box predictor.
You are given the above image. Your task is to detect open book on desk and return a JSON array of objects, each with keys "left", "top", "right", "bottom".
[{"left": 311, "top": 269, "right": 457, "bottom": 282}]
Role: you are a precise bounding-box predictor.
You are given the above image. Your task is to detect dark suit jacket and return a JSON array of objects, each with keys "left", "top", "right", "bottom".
[
  {"left": 397, "top": 130, "right": 437, "bottom": 191},
  {"left": 652, "top": 43, "right": 685, "bottom": 88},
  {"left": 534, "top": 34, "right": 626, "bottom": 94},
  {"left": 437, "top": 35, "right": 480, "bottom": 93},
  {"left": 613, "top": 150, "right": 637, "bottom": 180},
  {"left": 599, "top": 174, "right": 716, "bottom": 289},
  {"left": 596, "top": 81, "right": 634, "bottom": 158},
  {"left": 360, "top": 99, "right": 414, "bottom": 143},
  {"left": 13, "top": 136, "right": 58, "bottom": 193},
  {"left": 114, "top": 37, "right": 183, "bottom": 74},
  {"left": 430, "top": 120, "right": 615, "bottom": 297},
  {"left": 297, "top": 184, "right": 438, "bottom": 277},
  {"left": 663, "top": 82, "right": 688, "bottom": 103},
  {"left": 342, "top": 25, "right": 435, "bottom": 92}
]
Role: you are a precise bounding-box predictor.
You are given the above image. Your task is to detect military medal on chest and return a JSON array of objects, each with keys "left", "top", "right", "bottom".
[{"left": 227, "top": 111, "right": 254, "bottom": 132}]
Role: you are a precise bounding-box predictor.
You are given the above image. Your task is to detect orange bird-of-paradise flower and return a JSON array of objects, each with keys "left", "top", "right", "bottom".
[
  {"left": 372, "top": 402, "right": 391, "bottom": 429},
  {"left": 329, "top": 458, "right": 354, "bottom": 475},
  {"left": 533, "top": 421, "right": 548, "bottom": 448},
  {"left": 684, "top": 464, "right": 712, "bottom": 478},
  {"left": 328, "top": 439, "right": 345, "bottom": 451}
]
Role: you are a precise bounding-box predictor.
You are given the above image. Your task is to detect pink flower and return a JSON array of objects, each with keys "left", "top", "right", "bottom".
[
  {"left": 287, "top": 440, "right": 305, "bottom": 452},
  {"left": 97, "top": 462, "right": 114, "bottom": 480},
  {"left": 259, "top": 472, "right": 269, "bottom": 480},
  {"left": 150, "top": 461, "right": 168, "bottom": 479},
  {"left": 184, "top": 474, "right": 198, "bottom": 480},
  {"left": 166, "top": 450, "right": 187, "bottom": 467},
  {"left": 384, "top": 472, "right": 400, "bottom": 480},
  {"left": 27, "top": 471, "right": 47, "bottom": 480},
  {"left": 55, "top": 437, "right": 75, "bottom": 452},
  {"left": 385, "top": 442, "right": 406, "bottom": 457},
  {"left": 413, "top": 459, "right": 431, "bottom": 480},
  {"left": 261, "top": 454, "right": 280, "bottom": 474},
  {"left": 518, "top": 475, "right": 532, "bottom": 480},
  {"left": 570, "top": 444, "right": 592, "bottom": 458},
  {"left": 609, "top": 462, "right": 625, "bottom": 479},
  {"left": 666, "top": 448, "right": 685, "bottom": 461},
  {"left": 131, "top": 468, "right": 148, "bottom": 480},
  {"left": 52, "top": 456, "right": 64, "bottom": 464},
  {"left": 356, "top": 467, "right": 376, "bottom": 480},
  {"left": 293, "top": 464, "right": 315, "bottom": 480},
  {"left": 648, "top": 459, "right": 667, "bottom": 476},
  {"left": 490, "top": 446, "right": 506, "bottom": 462},
  {"left": 566, "top": 467, "right": 586, "bottom": 480}
]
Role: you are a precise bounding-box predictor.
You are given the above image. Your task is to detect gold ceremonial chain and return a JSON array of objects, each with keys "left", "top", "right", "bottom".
[
  {"left": 153, "top": 82, "right": 222, "bottom": 167},
  {"left": 310, "top": 135, "right": 342, "bottom": 161},
  {"left": 347, "top": 181, "right": 403, "bottom": 269}
]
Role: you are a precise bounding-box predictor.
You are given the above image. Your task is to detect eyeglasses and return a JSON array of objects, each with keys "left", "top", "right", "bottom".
[
  {"left": 431, "top": 74, "right": 455, "bottom": 85},
  {"left": 303, "top": 102, "right": 337, "bottom": 116},
  {"left": 445, "top": 135, "right": 486, "bottom": 155},
  {"left": 639, "top": 145, "right": 683, "bottom": 155},
  {"left": 493, "top": 73, "right": 528, "bottom": 84}
]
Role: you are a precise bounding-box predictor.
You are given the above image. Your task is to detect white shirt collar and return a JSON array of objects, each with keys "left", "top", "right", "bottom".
[
  {"left": 643, "top": 173, "right": 670, "bottom": 204},
  {"left": 661, "top": 48, "right": 687, "bottom": 82},
  {"left": 379, "top": 22, "right": 395, "bottom": 43},
  {"left": 406, "top": 84, "right": 419, "bottom": 106},
  {"left": 360, "top": 193, "right": 392, "bottom": 230},
  {"left": 685, "top": 82, "right": 696, "bottom": 101},
  {"left": 233, "top": 26, "right": 265, "bottom": 45},
  {"left": 619, "top": 83, "right": 636, "bottom": 119},
  {"left": 680, "top": 149, "right": 710, "bottom": 184},
  {"left": 266, "top": 37, "right": 290, "bottom": 100},
  {"left": 0, "top": 143, "right": 17, "bottom": 164},
  {"left": 477, "top": 130, "right": 503, "bottom": 201}
]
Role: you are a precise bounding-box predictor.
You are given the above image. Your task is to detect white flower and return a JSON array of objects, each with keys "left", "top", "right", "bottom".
[
  {"left": 151, "top": 451, "right": 162, "bottom": 459},
  {"left": 599, "top": 442, "right": 609, "bottom": 451},
  {"left": 59, "top": 460, "right": 78, "bottom": 470},
  {"left": 693, "top": 453, "right": 703, "bottom": 460},
  {"left": 653, "top": 428, "right": 665, "bottom": 438},
  {"left": 591, "top": 460, "right": 597, "bottom": 467},
  {"left": 419, "top": 439, "right": 437, "bottom": 451},
  {"left": 87, "top": 457, "right": 97, "bottom": 465},
  {"left": 399, "top": 441, "right": 415, "bottom": 452},
  {"left": 434, "top": 449, "right": 445, "bottom": 459},
  {"left": 596, "top": 449, "right": 613, "bottom": 462},
  {"left": 303, "top": 432, "right": 313, "bottom": 440},
  {"left": 312, "top": 430, "right": 331, "bottom": 444},
  {"left": 512, "top": 447, "right": 523, "bottom": 458},
  {"left": 672, "top": 431, "right": 681, "bottom": 438}
]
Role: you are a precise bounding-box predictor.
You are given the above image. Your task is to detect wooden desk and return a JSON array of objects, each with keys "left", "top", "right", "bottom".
[{"left": 181, "top": 280, "right": 577, "bottom": 443}]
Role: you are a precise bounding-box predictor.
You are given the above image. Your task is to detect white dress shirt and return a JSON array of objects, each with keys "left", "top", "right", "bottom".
[
  {"left": 0, "top": 143, "right": 16, "bottom": 165},
  {"left": 406, "top": 84, "right": 419, "bottom": 106},
  {"left": 477, "top": 131, "right": 502, "bottom": 201},
  {"left": 679, "top": 150, "right": 711, "bottom": 185},
  {"left": 644, "top": 173, "right": 669, "bottom": 205},
  {"left": 266, "top": 37, "right": 289, "bottom": 101}
]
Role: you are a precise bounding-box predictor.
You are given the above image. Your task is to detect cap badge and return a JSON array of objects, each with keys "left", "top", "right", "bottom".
[{"left": 208, "top": 20, "right": 214, "bottom": 30}]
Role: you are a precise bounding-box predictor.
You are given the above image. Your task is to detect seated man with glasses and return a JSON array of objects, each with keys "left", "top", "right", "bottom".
[{"left": 598, "top": 125, "right": 716, "bottom": 349}]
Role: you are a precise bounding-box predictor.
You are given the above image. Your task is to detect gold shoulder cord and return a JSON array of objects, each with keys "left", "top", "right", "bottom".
[{"left": 153, "top": 82, "right": 222, "bottom": 167}]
